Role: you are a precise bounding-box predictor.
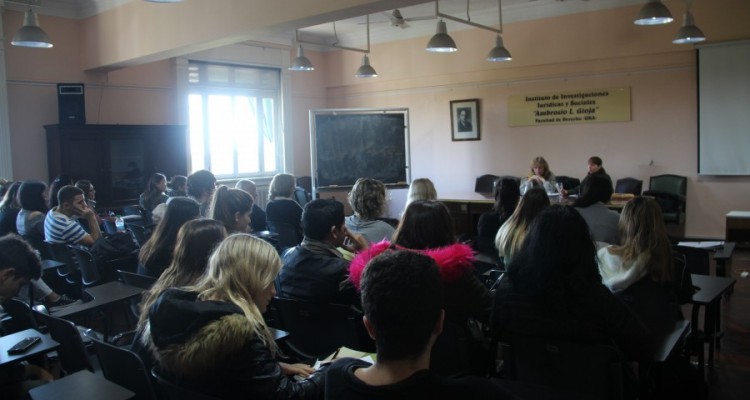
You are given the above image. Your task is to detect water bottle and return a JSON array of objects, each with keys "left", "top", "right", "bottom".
[{"left": 115, "top": 215, "right": 126, "bottom": 233}]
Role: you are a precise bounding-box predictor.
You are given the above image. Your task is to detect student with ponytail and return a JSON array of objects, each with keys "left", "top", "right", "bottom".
[{"left": 208, "top": 185, "right": 254, "bottom": 234}]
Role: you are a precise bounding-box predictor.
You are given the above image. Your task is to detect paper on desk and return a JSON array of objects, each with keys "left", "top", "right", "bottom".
[
  {"left": 313, "top": 346, "right": 374, "bottom": 369},
  {"left": 677, "top": 241, "right": 724, "bottom": 249}
]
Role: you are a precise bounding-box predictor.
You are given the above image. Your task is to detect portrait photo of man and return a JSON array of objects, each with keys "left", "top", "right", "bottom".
[{"left": 457, "top": 108, "right": 473, "bottom": 132}]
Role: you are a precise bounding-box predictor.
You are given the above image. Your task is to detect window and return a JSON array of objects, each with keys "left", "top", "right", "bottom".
[{"left": 188, "top": 62, "right": 281, "bottom": 178}]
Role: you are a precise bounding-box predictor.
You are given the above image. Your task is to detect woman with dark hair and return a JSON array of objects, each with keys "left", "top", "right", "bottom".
[
  {"left": 167, "top": 175, "right": 187, "bottom": 197},
  {"left": 490, "top": 205, "right": 653, "bottom": 363},
  {"left": 349, "top": 200, "right": 491, "bottom": 375},
  {"left": 0, "top": 181, "right": 21, "bottom": 236},
  {"left": 495, "top": 188, "right": 550, "bottom": 263},
  {"left": 139, "top": 173, "right": 169, "bottom": 212},
  {"left": 562, "top": 156, "right": 612, "bottom": 196},
  {"left": 74, "top": 179, "right": 97, "bottom": 211},
  {"left": 573, "top": 174, "right": 620, "bottom": 244},
  {"left": 48, "top": 174, "right": 73, "bottom": 209},
  {"left": 16, "top": 181, "right": 48, "bottom": 242},
  {"left": 475, "top": 178, "right": 521, "bottom": 255},
  {"left": 137, "top": 197, "right": 201, "bottom": 277},
  {"left": 345, "top": 178, "right": 395, "bottom": 244},
  {"left": 132, "top": 218, "right": 227, "bottom": 370},
  {"left": 208, "top": 186, "right": 253, "bottom": 234}
]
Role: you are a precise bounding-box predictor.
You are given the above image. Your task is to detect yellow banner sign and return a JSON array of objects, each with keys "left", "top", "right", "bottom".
[{"left": 508, "top": 87, "right": 631, "bottom": 127}]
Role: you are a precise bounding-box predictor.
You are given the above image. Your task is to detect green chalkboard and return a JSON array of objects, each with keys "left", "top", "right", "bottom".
[{"left": 311, "top": 109, "right": 410, "bottom": 189}]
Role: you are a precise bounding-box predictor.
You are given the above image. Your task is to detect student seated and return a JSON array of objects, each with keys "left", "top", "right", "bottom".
[
  {"left": 345, "top": 178, "right": 395, "bottom": 244},
  {"left": 476, "top": 178, "right": 520, "bottom": 256},
  {"left": 276, "top": 199, "right": 367, "bottom": 306},
  {"left": 266, "top": 173, "right": 304, "bottom": 241},
  {"left": 146, "top": 234, "right": 324, "bottom": 399},
  {"left": 573, "top": 174, "right": 620, "bottom": 245},
  {"left": 154, "top": 170, "right": 216, "bottom": 223},
  {"left": 495, "top": 188, "right": 550, "bottom": 264},
  {"left": 404, "top": 178, "right": 437, "bottom": 209},
  {"left": 0, "top": 235, "right": 54, "bottom": 397},
  {"left": 325, "top": 250, "right": 514, "bottom": 400},
  {"left": 561, "top": 156, "right": 612, "bottom": 197},
  {"left": 139, "top": 173, "right": 169, "bottom": 212},
  {"left": 208, "top": 186, "right": 253, "bottom": 234},
  {"left": 44, "top": 185, "right": 101, "bottom": 247},
  {"left": 236, "top": 179, "right": 267, "bottom": 232}
]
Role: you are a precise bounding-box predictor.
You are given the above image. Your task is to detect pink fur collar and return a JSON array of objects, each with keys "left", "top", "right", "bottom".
[{"left": 349, "top": 240, "right": 475, "bottom": 290}]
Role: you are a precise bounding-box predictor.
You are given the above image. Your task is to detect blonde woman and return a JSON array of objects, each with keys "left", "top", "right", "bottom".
[
  {"left": 404, "top": 178, "right": 437, "bottom": 209},
  {"left": 494, "top": 188, "right": 550, "bottom": 263},
  {"left": 266, "top": 173, "right": 303, "bottom": 240},
  {"left": 146, "top": 234, "right": 324, "bottom": 398}
]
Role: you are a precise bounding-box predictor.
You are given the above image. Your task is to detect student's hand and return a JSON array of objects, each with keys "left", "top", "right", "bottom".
[
  {"left": 279, "top": 362, "right": 315, "bottom": 378},
  {"left": 560, "top": 189, "right": 568, "bottom": 197},
  {"left": 25, "top": 365, "right": 53, "bottom": 382},
  {"left": 343, "top": 227, "right": 368, "bottom": 252}
]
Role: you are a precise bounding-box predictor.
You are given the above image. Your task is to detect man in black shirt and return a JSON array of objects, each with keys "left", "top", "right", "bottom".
[{"left": 324, "top": 251, "right": 515, "bottom": 400}]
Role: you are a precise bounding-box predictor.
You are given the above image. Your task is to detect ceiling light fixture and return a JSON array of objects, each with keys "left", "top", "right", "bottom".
[
  {"left": 289, "top": 43, "right": 314, "bottom": 71},
  {"left": 426, "top": 19, "right": 457, "bottom": 52},
  {"left": 11, "top": 6, "right": 53, "bottom": 49},
  {"left": 354, "top": 16, "right": 378, "bottom": 78},
  {"left": 673, "top": 0, "right": 706, "bottom": 44},
  {"left": 486, "top": 0, "right": 512, "bottom": 62},
  {"left": 634, "top": 0, "right": 674, "bottom": 25}
]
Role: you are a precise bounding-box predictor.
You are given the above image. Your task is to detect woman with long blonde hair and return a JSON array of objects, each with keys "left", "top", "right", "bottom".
[
  {"left": 597, "top": 196, "right": 675, "bottom": 292},
  {"left": 146, "top": 234, "right": 323, "bottom": 398},
  {"left": 495, "top": 188, "right": 550, "bottom": 263},
  {"left": 404, "top": 178, "right": 437, "bottom": 209}
]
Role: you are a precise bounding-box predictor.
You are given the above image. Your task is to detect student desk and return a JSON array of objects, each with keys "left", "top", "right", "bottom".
[
  {"left": 726, "top": 211, "right": 750, "bottom": 248},
  {"left": 0, "top": 329, "right": 59, "bottom": 367},
  {"left": 29, "top": 370, "right": 134, "bottom": 400},
  {"left": 690, "top": 274, "right": 736, "bottom": 375}
]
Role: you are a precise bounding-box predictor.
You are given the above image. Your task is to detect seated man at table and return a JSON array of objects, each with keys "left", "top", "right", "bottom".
[
  {"left": 44, "top": 185, "right": 101, "bottom": 247},
  {"left": 276, "top": 199, "right": 367, "bottom": 306},
  {"left": 0, "top": 234, "right": 53, "bottom": 396},
  {"left": 324, "top": 250, "right": 514, "bottom": 399}
]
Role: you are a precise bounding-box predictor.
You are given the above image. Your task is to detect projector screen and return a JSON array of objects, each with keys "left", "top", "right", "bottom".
[{"left": 698, "top": 40, "right": 750, "bottom": 175}]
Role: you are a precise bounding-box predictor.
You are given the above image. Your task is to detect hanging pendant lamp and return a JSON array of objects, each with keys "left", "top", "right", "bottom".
[
  {"left": 289, "top": 44, "right": 314, "bottom": 71},
  {"left": 673, "top": 1, "right": 706, "bottom": 44},
  {"left": 426, "top": 20, "right": 457, "bottom": 52},
  {"left": 634, "top": 0, "right": 674, "bottom": 25},
  {"left": 355, "top": 54, "right": 378, "bottom": 78},
  {"left": 11, "top": 8, "right": 53, "bottom": 48},
  {"left": 486, "top": 1, "right": 511, "bottom": 62}
]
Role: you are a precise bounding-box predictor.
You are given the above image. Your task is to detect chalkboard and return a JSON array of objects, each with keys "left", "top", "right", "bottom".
[{"left": 311, "top": 109, "right": 410, "bottom": 190}]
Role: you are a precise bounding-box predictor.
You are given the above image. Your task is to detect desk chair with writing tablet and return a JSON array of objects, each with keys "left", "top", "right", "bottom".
[
  {"left": 91, "top": 338, "right": 159, "bottom": 400},
  {"left": 33, "top": 311, "right": 94, "bottom": 375}
]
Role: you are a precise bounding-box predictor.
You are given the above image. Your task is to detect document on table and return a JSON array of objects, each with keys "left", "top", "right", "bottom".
[{"left": 314, "top": 346, "right": 375, "bottom": 369}]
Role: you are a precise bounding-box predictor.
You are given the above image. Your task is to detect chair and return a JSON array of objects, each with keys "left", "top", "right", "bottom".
[
  {"left": 69, "top": 246, "right": 104, "bottom": 287},
  {"left": 91, "top": 338, "right": 159, "bottom": 400},
  {"left": 615, "top": 177, "right": 643, "bottom": 195},
  {"left": 555, "top": 175, "right": 581, "bottom": 191},
  {"left": 266, "top": 220, "right": 302, "bottom": 253},
  {"left": 268, "top": 297, "right": 374, "bottom": 359},
  {"left": 494, "top": 175, "right": 521, "bottom": 190},
  {"left": 645, "top": 174, "right": 687, "bottom": 224},
  {"left": 505, "top": 334, "right": 624, "bottom": 400},
  {"left": 151, "top": 368, "right": 222, "bottom": 400},
  {"left": 475, "top": 174, "right": 499, "bottom": 195},
  {"left": 1, "top": 298, "right": 40, "bottom": 333},
  {"left": 34, "top": 311, "right": 94, "bottom": 374},
  {"left": 126, "top": 222, "right": 151, "bottom": 247},
  {"left": 673, "top": 245, "right": 710, "bottom": 276}
]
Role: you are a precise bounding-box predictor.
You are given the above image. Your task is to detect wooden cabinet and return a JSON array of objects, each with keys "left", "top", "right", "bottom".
[{"left": 46, "top": 124, "right": 188, "bottom": 208}]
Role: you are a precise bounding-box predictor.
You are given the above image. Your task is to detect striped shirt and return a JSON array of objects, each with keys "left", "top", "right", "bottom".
[{"left": 44, "top": 208, "right": 87, "bottom": 245}]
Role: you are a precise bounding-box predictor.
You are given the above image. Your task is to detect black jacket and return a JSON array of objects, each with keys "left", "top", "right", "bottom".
[
  {"left": 147, "top": 288, "right": 324, "bottom": 399},
  {"left": 277, "top": 246, "right": 358, "bottom": 306}
]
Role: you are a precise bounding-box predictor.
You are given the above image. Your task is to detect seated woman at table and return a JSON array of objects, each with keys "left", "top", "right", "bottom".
[
  {"left": 349, "top": 199, "right": 491, "bottom": 375},
  {"left": 167, "top": 175, "right": 187, "bottom": 197},
  {"left": 475, "top": 178, "right": 520, "bottom": 256},
  {"left": 146, "top": 234, "right": 324, "bottom": 398},
  {"left": 208, "top": 186, "right": 253, "bottom": 234},
  {"left": 345, "top": 178, "right": 395, "bottom": 244},
  {"left": 521, "top": 156, "right": 557, "bottom": 194},
  {"left": 561, "top": 156, "right": 612, "bottom": 197},
  {"left": 495, "top": 188, "right": 550, "bottom": 264},
  {"left": 404, "top": 177, "right": 437, "bottom": 209},
  {"left": 132, "top": 218, "right": 226, "bottom": 371},
  {"left": 573, "top": 174, "right": 620, "bottom": 245},
  {"left": 139, "top": 173, "right": 169, "bottom": 212},
  {"left": 137, "top": 197, "right": 201, "bottom": 277},
  {"left": 490, "top": 205, "right": 654, "bottom": 365}
]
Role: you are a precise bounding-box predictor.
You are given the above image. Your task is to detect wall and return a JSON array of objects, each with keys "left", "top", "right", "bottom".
[{"left": 290, "top": 1, "right": 750, "bottom": 238}]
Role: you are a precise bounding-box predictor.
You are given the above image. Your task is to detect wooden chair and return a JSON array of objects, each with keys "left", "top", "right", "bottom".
[{"left": 92, "top": 338, "right": 159, "bottom": 400}]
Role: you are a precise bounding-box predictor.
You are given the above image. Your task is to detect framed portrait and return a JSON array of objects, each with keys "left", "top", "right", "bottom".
[{"left": 450, "top": 99, "right": 480, "bottom": 141}]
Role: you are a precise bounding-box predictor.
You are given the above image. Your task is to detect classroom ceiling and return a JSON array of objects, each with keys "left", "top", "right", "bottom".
[{"left": 7, "top": 0, "right": 645, "bottom": 49}]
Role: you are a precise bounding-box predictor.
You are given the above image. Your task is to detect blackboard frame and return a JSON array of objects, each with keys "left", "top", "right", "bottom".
[{"left": 310, "top": 108, "right": 410, "bottom": 197}]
